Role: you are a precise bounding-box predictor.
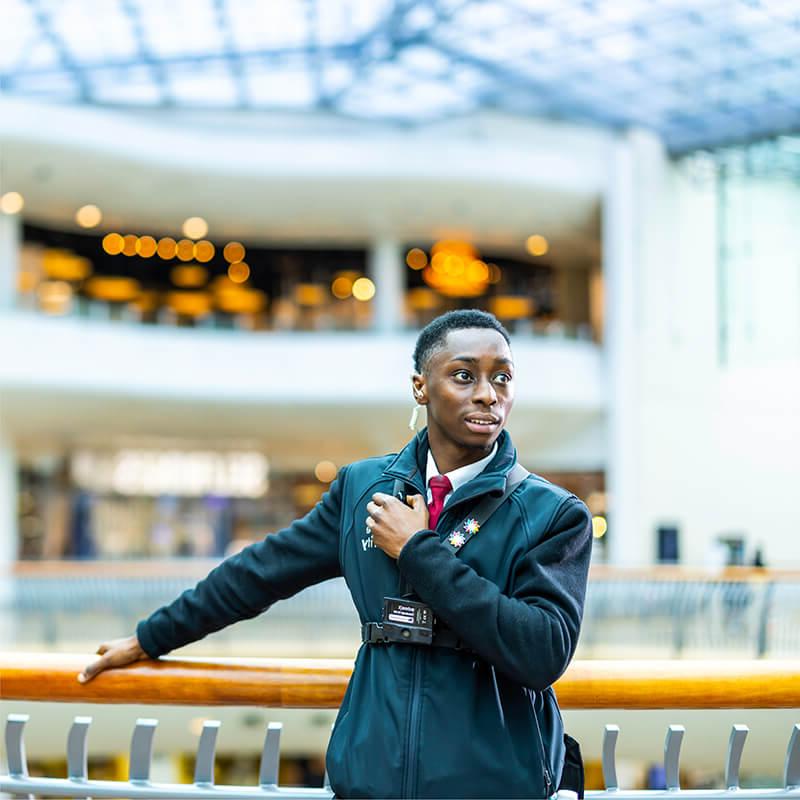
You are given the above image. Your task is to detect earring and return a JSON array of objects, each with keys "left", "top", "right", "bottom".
[{"left": 408, "top": 392, "right": 424, "bottom": 431}]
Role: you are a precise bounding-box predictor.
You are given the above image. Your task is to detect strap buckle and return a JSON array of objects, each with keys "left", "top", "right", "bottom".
[{"left": 362, "top": 622, "right": 388, "bottom": 644}]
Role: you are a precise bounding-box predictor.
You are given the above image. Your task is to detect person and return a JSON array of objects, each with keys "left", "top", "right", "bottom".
[{"left": 78, "top": 309, "right": 593, "bottom": 799}]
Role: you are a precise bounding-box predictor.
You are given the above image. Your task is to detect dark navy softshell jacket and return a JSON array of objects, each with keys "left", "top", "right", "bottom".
[{"left": 137, "top": 429, "right": 593, "bottom": 799}]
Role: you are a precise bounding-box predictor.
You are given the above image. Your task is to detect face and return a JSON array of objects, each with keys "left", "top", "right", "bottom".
[{"left": 413, "top": 327, "right": 515, "bottom": 452}]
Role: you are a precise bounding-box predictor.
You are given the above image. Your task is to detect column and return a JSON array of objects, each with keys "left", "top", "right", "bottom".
[
  {"left": 603, "top": 128, "right": 670, "bottom": 566},
  {"left": 368, "top": 237, "right": 404, "bottom": 333},
  {"left": 0, "top": 209, "right": 22, "bottom": 311},
  {"left": 0, "top": 210, "right": 20, "bottom": 643},
  {"left": 0, "top": 427, "right": 18, "bottom": 646}
]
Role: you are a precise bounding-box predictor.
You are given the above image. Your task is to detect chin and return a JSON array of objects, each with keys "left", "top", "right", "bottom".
[{"left": 462, "top": 429, "right": 503, "bottom": 448}]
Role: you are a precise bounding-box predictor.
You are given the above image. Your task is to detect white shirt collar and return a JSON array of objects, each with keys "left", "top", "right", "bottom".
[{"left": 426, "top": 442, "right": 498, "bottom": 497}]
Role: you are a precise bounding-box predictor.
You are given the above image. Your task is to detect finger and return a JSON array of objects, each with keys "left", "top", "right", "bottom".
[
  {"left": 406, "top": 494, "right": 425, "bottom": 509},
  {"left": 366, "top": 501, "right": 380, "bottom": 516},
  {"left": 372, "top": 492, "right": 393, "bottom": 505},
  {"left": 365, "top": 516, "right": 375, "bottom": 530},
  {"left": 96, "top": 642, "right": 110, "bottom": 655},
  {"left": 78, "top": 655, "right": 107, "bottom": 684}
]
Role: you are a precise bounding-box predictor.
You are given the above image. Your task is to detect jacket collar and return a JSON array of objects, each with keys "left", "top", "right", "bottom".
[{"left": 384, "top": 427, "right": 517, "bottom": 507}]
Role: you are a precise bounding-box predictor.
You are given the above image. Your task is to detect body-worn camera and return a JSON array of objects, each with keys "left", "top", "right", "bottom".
[{"left": 366, "top": 596, "right": 434, "bottom": 645}]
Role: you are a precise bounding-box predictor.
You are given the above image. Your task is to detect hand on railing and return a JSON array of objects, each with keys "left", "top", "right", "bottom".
[{"left": 77, "top": 634, "right": 146, "bottom": 683}]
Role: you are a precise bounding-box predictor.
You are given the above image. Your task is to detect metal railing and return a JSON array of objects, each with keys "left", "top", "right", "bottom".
[
  {"left": 6, "top": 563, "right": 800, "bottom": 657},
  {"left": 2, "top": 655, "right": 800, "bottom": 799},
  {"left": 581, "top": 570, "right": 800, "bottom": 658}
]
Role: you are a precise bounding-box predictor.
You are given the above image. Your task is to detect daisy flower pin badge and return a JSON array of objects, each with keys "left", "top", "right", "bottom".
[
  {"left": 448, "top": 530, "right": 466, "bottom": 548},
  {"left": 463, "top": 518, "right": 480, "bottom": 535}
]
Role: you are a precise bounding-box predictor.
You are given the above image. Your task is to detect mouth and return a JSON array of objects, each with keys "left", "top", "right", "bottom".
[{"left": 463, "top": 414, "right": 500, "bottom": 434}]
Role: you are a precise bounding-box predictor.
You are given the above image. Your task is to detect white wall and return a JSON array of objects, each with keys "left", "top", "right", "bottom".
[{"left": 630, "top": 157, "right": 800, "bottom": 567}]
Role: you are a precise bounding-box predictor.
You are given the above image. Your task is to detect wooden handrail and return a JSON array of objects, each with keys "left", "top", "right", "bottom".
[
  {"left": 2, "top": 653, "right": 800, "bottom": 709},
  {"left": 0, "top": 653, "right": 353, "bottom": 708},
  {"left": 10, "top": 560, "right": 800, "bottom": 582}
]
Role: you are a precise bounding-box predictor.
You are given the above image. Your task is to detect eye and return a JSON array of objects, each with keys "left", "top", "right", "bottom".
[
  {"left": 493, "top": 372, "right": 512, "bottom": 384},
  {"left": 453, "top": 370, "right": 473, "bottom": 382}
]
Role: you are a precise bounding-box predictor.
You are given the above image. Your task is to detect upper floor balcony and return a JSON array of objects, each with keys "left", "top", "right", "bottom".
[
  {"left": 0, "top": 99, "right": 608, "bottom": 472},
  {"left": 0, "top": 310, "right": 605, "bottom": 470}
]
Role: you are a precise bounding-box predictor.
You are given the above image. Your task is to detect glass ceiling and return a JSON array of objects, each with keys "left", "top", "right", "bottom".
[{"left": 1, "top": 0, "right": 799, "bottom": 153}]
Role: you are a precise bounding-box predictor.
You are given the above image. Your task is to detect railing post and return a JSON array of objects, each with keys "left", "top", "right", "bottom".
[
  {"left": 259, "top": 721, "right": 282, "bottom": 788},
  {"left": 664, "top": 725, "right": 685, "bottom": 791},
  {"left": 193, "top": 720, "right": 220, "bottom": 786},
  {"left": 601, "top": 724, "right": 620, "bottom": 791},
  {"left": 724, "top": 724, "right": 748, "bottom": 790},
  {"left": 129, "top": 718, "right": 158, "bottom": 784},
  {"left": 671, "top": 585, "right": 686, "bottom": 656},
  {"left": 66, "top": 716, "right": 91, "bottom": 781},
  {"left": 756, "top": 581, "right": 775, "bottom": 657},
  {"left": 785, "top": 723, "right": 800, "bottom": 790},
  {"left": 4, "top": 714, "right": 29, "bottom": 778}
]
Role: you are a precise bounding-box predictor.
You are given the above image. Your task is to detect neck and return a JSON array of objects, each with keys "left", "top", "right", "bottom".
[{"left": 427, "top": 428, "right": 496, "bottom": 475}]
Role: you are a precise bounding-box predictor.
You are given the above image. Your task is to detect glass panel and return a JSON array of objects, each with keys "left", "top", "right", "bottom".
[
  {"left": 0, "top": 0, "right": 39, "bottom": 71},
  {"left": 714, "top": 137, "right": 800, "bottom": 365},
  {"left": 48, "top": 0, "right": 137, "bottom": 62},
  {"left": 2, "top": 0, "right": 799, "bottom": 150}
]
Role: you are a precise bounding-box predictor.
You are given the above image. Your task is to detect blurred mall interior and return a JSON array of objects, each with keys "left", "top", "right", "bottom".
[{"left": 1, "top": 0, "right": 800, "bottom": 792}]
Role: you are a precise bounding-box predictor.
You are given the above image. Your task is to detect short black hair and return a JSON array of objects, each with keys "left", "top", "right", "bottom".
[{"left": 413, "top": 310, "right": 511, "bottom": 373}]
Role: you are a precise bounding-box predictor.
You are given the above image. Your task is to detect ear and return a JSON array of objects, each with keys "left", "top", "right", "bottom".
[{"left": 410, "top": 373, "right": 427, "bottom": 405}]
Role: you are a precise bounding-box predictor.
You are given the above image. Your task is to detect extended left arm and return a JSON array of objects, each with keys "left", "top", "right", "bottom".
[{"left": 396, "top": 496, "right": 592, "bottom": 690}]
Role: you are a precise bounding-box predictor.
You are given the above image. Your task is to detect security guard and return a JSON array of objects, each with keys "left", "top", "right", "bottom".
[{"left": 80, "top": 309, "right": 593, "bottom": 799}]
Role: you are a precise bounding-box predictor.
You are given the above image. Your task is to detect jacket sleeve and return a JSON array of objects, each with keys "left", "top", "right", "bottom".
[
  {"left": 396, "top": 494, "right": 592, "bottom": 690},
  {"left": 136, "top": 467, "right": 347, "bottom": 658}
]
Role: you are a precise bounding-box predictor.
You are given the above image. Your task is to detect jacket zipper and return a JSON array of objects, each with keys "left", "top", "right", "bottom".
[
  {"left": 402, "top": 648, "right": 424, "bottom": 797},
  {"left": 530, "top": 689, "right": 554, "bottom": 797},
  {"left": 403, "top": 470, "right": 426, "bottom": 798},
  {"left": 389, "top": 470, "right": 436, "bottom": 797}
]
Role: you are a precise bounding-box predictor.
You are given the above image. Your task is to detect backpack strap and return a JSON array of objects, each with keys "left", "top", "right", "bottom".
[
  {"left": 443, "top": 463, "right": 530, "bottom": 554},
  {"left": 393, "top": 463, "right": 529, "bottom": 556}
]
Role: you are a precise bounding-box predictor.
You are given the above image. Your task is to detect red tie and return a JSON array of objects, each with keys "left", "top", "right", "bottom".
[{"left": 427, "top": 475, "right": 453, "bottom": 530}]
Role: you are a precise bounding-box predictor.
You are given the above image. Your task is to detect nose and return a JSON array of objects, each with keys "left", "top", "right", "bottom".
[{"left": 473, "top": 377, "right": 497, "bottom": 406}]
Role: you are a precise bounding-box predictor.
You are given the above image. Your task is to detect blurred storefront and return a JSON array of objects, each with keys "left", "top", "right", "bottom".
[
  {"left": 15, "top": 444, "right": 336, "bottom": 561},
  {"left": 16, "top": 443, "right": 605, "bottom": 562}
]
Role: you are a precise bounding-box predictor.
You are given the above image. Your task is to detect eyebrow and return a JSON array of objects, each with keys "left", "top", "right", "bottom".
[{"left": 450, "top": 355, "right": 513, "bottom": 366}]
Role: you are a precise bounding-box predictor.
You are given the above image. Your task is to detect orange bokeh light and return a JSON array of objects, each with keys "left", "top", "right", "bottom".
[
  {"left": 223, "top": 242, "right": 246, "bottom": 263},
  {"left": 157, "top": 237, "right": 177, "bottom": 260},
  {"left": 121, "top": 235, "right": 138, "bottom": 257},
  {"left": 228, "top": 261, "right": 250, "bottom": 284},
  {"left": 194, "top": 240, "right": 215, "bottom": 263},
  {"left": 102, "top": 233, "right": 124, "bottom": 255},
  {"left": 176, "top": 239, "right": 195, "bottom": 262},
  {"left": 137, "top": 235, "right": 158, "bottom": 258},
  {"left": 423, "top": 241, "right": 488, "bottom": 298},
  {"left": 406, "top": 248, "right": 428, "bottom": 270}
]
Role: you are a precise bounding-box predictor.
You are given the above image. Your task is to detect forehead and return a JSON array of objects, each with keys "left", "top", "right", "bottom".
[{"left": 433, "top": 327, "right": 512, "bottom": 365}]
